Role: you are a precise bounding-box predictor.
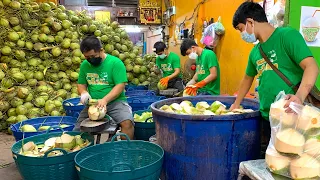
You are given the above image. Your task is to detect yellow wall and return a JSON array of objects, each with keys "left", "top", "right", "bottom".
[{"left": 168, "top": 0, "right": 258, "bottom": 95}]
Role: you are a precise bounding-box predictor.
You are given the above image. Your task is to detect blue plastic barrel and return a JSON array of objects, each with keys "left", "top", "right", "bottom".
[
  {"left": 125, "top": 90, "right": 156, "bottom": 97},
  {"left": 128, "top": 96, "right": 166, "bottom": 112},
  {"left": 125, "top": 84, "right": 148, "bottom": 91},
  {"left": 150, "top": 96, "right": 261, "bottom": 180},
  {"left": 63, "top": 98, "right": 85, "bottom": 118}
]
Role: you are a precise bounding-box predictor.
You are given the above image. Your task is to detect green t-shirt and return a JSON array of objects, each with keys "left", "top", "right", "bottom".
[
  {"left": 246, "top": 27, "right": 313, "bottom": 120},
  {"left": 156, "top": 52, "right": 182, "bottom": 78},
  {"left": 78, "top": 54, "right": 127, "bottom": 103},
  {"left": 196, "top": 49, "right": 221, "bottom": 95}
]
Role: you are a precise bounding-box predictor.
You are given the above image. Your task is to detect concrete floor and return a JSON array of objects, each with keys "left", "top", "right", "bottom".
[{"left": 0, "top": 132, "right": 22, "bottom": 180}]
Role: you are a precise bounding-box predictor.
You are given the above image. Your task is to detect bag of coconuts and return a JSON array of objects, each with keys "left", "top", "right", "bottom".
[{"left": 266, "top": 91, "right": 320, "bottom": 179}]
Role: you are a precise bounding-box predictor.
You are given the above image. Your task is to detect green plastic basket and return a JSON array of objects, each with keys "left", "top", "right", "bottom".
[
  {"left": 11, "top": 126, "right": 94, "bottom": 180},
  {"left": 75, "top": 133, "right": 164, "bottom": 180},
  {"left": 134, "top": 110, "right": 155, "bottom": 141}
]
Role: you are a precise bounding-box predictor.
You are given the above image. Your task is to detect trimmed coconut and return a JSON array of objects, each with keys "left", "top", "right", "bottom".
[
  {"left": 290, "top": 154, "right": 320, "bottom": 179},
  {"left": 88, "top": 105, "right": 107, "bottom": 121},
  {"left": 180, "top": 100, "right": 193, "bottom": 108},
  {"left": 195, "top": 101, "right": 210, "bottom": 111},
  {"left": 170, "top": 103, "right": 182, "bottom": 111},
  {"left": 296, "top": 105, "right": 320, "bottom": 132},
  {"left": 275, "top": 128, "right": 305, "bottom": 155},
  {"left": 159, "top": 105, "right": 174, "bottom": 113},
  {"left": 21, "top": 124, "right": 37, "bottom": 132},
  {"left": 265, "top": 147, "right": 291, "bottom": 174},
  {"left": 269, "top": 98, "right": 287, "bottom": 122},
  {"left": 38, "top": 125, "right": 51, "bottom": 131},
  {"left": 55, "top": 134, "right": 76, "bottom": 150},
  {"left": 22, "top": 141, "right": 37, "bottom": 152},
  {"left": 304, "top": 138, "right": 320, "bottom": 157}
]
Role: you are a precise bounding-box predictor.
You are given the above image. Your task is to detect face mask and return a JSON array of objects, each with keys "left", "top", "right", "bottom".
[
  {"left": 159, "top": 54, "right": 167, "bottom": 59},
  {"left": 88, "top": 56, "right": 102, "bottom": 66},
  {"left": 241, "top": 22, "right": 257, "bottom": 43},
  {"left": 188, "top": 49, "right": 198, "bottom": 59}
]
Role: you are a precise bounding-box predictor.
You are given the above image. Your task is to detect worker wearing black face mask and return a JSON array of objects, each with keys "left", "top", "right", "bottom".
[{"left": 75, "top": 36, "right": 135, "bottom": 140}]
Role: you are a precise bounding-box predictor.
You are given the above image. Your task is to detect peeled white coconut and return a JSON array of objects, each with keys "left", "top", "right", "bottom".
[
  {"left": 290, "top": 154, "right": 320, "bottom": 179},
  {"left": 45, "top": 137, "right": 58, "bottom": 147},
  {"left": 22, "top": 141, "right": 37, "bottom": 152},
  {"left": 215, "top": 106, "right": 227, "bottom": 115},
  {"left": 160, "top": 105, "right": 174, "bottom": 113},
  {"left": 269, "top": 98, "right": 287, "bottom": 121},
  {"left": 265, "top": 147, "right": 291, "bottom": 173},
  {"left": 196, "top": 101, "right": 210, "bottom": 111},
  {"left": 75, "top": 135, "right": 84, "bottom": 146},
  {"left": 55, "top": 134, "right": 76, "bottom": 150},
  {"left": 210, "top": 101, "right": 225, "bottom": 113},
  {"left": 180, "top": 100, "right": 193, "bottom": 108},
  {"left": 296, "top": 105, "right": 320, "bottom": 131},
  {"left": 203, "top": 110, "right": 215, "bottom": 115},
  {"left": 275, "top": 128, "right": 305, "bottom": 155},
  {"left": 170, "top": 103, "right": 182, "bottom": 111},
  {"left": 21, "top": 125, "right": 37, "bottom": 132},
  {"left": 304, "top": 138, "right": 320, "bottom": 157},
  {"left": 88, "top": 105, "right": 107, "bottom": 121},
  {"left": 182, "top": 105, "right": 199, "bottom": 115}
]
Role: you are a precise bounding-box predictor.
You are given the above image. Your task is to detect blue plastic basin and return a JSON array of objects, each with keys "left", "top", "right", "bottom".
[{"left": 151, "top": 96, "right": 261, "bottom": 180}]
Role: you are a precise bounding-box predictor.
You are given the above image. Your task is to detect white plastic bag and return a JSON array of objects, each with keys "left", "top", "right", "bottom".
[
  {"left": 266, "top": 91, "right": 320, "bottom": 179},
  {"left": 266, "top": 0, "right": 286, "bottom": 28}
]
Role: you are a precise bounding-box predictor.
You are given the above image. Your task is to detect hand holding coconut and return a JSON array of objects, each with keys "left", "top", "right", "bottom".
[{"left": 87, "top": 99, "right": 107, "bottom": 121}]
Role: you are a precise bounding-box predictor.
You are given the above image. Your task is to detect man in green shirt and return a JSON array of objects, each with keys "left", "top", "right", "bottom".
[
  {"left": 75, "top": 36, "right": 134, "bottom": 140},
  {"left": 231, "top": 2, "right": 319, "bottom": 156},
  {"left": 153, "top": 41, "right": 184, "bottom": 91},
  {"left": 180, "top": 38, "right": 220, "bottom": 96}
]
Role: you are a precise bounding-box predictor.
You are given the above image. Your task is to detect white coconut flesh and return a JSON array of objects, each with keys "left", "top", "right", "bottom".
[
  {"left": 275, "top": 128, "right": 305, "bottom": 155},
  {"left": 265, "top": 147, "right": 291, "bottom": 172},
  {"left": 88, "top": 105, "right": 107, "bottom": 121},
  {"left": 55, "top": 134, "right": 76, "bottom": 150},
  {"left": 297, "top": 105, "right": 320, "bottom": 131},
  {"left": 304, "top": 138, "right": 320, "bottom": 157},
  {"left": 290, "top": 154, "right": 320, "bottom": 179}
]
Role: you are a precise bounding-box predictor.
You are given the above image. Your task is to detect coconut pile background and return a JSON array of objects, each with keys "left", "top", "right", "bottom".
[{"left": 0, "top": 0, "right": 159, "bottom": 132}]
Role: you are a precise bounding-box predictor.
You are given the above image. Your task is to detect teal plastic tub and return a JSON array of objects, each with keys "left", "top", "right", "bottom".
[
  {"left": 11, "top": 127, "right": 94, "bottom": 180},
  {"left": 75, "top": 133, "right": 164, "bottom": 180},
  {"left": 133, "top": 110, "right": 155, "bottom": 141}
]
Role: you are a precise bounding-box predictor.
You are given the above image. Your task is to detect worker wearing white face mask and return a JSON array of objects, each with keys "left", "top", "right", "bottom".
[
  {"left": 180, "top": 38, "right": 220, "bottom": 96},
  {"left": 153, "top": 41, "right": 184, "bottom": 91}
]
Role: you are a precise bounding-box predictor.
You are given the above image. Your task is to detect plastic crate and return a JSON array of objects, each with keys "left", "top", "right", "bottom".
[
  {"left": 63, "top": 98, "right": 85, "bottom": 118},
  {"left": 127, "top": 96, "right": 166, "bottom": 112},
  {"left": 10, "top": 116, "right": 77, "bottom": 142}
]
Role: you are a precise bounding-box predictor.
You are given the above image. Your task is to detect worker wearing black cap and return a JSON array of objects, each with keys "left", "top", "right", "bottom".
[{"left": 153, "top": 41, "right": 184, "bottom": 91}]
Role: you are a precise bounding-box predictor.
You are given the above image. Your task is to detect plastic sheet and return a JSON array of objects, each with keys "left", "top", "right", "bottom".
[{"left": 266, "top": 91, "right": 320, "bottom": 179}]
